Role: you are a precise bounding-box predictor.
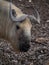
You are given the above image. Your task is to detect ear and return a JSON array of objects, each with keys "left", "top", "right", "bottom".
[{"left": 12, "top": 9, "right": 17, "bottom": 17}]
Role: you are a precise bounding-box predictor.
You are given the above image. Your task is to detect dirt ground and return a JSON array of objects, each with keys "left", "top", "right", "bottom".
[{"left": 0, "top": 0, "right": 49, "bottom": 65}]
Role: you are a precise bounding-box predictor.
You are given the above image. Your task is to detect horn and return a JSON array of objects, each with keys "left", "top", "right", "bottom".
[
  {"left": 10, "top": 13, "right": 28, "bottom": 22},
  {"left": 28, "top": 9, "right": 40, "bottom": 24},
  {"left": 9, "top": 3, "right": 27, "bottom": 22}
]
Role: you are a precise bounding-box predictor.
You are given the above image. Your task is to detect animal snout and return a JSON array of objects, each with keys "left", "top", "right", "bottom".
[
  {"left": 19, "top": 33, "right": 31, "bottom": 52},
  {"left": 19, "top": 42, "right": 30, "bottom": 52}
]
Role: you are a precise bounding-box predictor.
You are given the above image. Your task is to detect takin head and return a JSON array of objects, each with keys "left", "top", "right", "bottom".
[{"left": 0, "top": 0, "right": 40, "bottom": 53}]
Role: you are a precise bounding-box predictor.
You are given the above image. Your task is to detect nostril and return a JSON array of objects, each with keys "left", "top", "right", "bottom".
[
  {"left": 16, "top": 25, "right": 20, "bottom": 30},
  {"left": 19, "top": 43, "right": 30, "bottom": 52}
]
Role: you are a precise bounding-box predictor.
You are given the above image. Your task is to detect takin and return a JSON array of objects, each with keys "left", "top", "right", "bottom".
[{"left": 0, "top": 0, "right": 40, "bottom": 53}]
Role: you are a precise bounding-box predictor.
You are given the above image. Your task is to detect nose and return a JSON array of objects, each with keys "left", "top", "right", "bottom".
[
  {"left": 19, "top": 33, "right": 31, "bottom": 52},
  {"left": 24, "top": 28, "right": 31, "bottom": 42}
]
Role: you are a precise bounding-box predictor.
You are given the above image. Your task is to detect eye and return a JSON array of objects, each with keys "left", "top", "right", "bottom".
[{"left": 16, "top": 25, "right": 20, "bottom": 30}]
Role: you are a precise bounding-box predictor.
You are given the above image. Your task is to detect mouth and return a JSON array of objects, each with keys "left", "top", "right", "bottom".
[{"left": 19, "top": 42, "right": 30, "bottom": 52}]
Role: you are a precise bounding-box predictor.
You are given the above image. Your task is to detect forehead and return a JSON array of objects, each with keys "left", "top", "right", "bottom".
[{"left": 19, "top": 18, "right": 32, "bottom": 28}]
